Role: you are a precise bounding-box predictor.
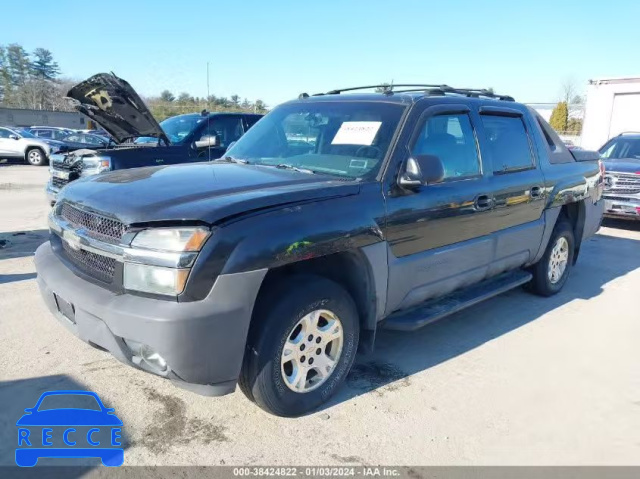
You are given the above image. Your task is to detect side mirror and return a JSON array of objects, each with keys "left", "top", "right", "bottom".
[
  {"left": 418, "top": 154, "right": 445, "bottom": 184},
  {"left": 398, "top": 155, "right": 445, "bottom": 189},
  {"left": 194, "top": 135, "right": 219, "bottom": 149},
  {"left": 9, "top": 134, "right": 19, "bottom": 140},
  {"left": 398, "top": 157, "right": 423, "bottom": 188}
]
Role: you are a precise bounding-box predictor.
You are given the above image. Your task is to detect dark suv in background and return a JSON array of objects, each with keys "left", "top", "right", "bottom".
[
  {"left": 599, "top": 132, "right": 640, "bottom": 220},
  {"left": 47, "top": 73, "right": 262, "bottom": 203}
]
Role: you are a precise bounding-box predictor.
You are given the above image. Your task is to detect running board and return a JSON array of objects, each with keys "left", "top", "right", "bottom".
[{"left": 383, "top": 270, "right": 533, "bottom": 331}]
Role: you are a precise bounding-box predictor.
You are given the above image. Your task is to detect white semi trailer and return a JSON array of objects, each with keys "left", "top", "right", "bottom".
[{"left": 581, "top": 77, "right": 640, "bottom": 150}]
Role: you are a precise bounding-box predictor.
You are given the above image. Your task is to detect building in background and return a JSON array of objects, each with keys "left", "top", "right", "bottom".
[
  {"left": 581, "top": 77, "right": 640, "bottom": 150},
  {"left": 0, "top": 107, "right": 87, "bottom": 129}
]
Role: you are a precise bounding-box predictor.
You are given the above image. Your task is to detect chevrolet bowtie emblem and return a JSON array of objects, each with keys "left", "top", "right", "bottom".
[{"left": 63, "top": 230, "right": 82, "bottom": 251}]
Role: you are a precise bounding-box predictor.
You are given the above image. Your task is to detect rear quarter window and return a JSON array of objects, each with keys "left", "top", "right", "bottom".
[{"left": 531, "top": 111, "right": 575, "bottom": 164}]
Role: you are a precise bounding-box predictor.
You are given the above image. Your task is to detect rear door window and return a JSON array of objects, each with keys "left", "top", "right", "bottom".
[{"left": 480, "top": 115, "right": 534, "bottom": 173}]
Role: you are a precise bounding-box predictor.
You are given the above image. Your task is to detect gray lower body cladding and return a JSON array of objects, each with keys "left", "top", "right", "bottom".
[{"left": 35, "top": 242, "right": 267, "bottom": 396}]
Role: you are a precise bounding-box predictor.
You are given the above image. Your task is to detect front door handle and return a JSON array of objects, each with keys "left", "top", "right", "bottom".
[
  {"left": 474, "top": 194, "right": 494, "bottom": 211},
  {"left": 530, "top": 186, "right": 543, "bottom": 198}
]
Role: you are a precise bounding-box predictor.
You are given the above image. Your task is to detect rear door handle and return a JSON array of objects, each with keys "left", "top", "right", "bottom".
[
  {"left": 530, "top": 186, "right": 542, "bottom": 198},
  {"left": 474, "top": 194, "right": 494, "bottom": 211}
]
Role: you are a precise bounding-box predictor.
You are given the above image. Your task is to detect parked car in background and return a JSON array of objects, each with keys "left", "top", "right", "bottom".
[
  {"left": 28, "top": 126, "right": 76, "bottom": 141},
  {"left": 59, "top": 132, "right": 112, "bottom": 150},
  {"left": 46, "top": 72, "right": 263, "bottom": 204},
  {"left": 19, "top": 129, "right": 111, "bottom": 154},
  {"left": 36, "top": 84, "right": 604, "bottom": 417},
  {"left": 0, "top": 126, "right": 54, "bottom": 166},
  {"left": 599, "top": 132, "right": 640, "bottom": 220}
]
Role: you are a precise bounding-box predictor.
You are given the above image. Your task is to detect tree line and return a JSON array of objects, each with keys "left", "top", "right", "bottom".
[
  {"left": 0, "top": 43, "right": 74, "bottom": 111},
  {"left": 0, "top": 43, "right": 268, "bottom": 120},
  {"left": 148, "top": 90, "right": 267, "bottom": 121}
]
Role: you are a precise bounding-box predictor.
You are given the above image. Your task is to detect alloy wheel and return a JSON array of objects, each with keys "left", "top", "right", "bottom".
[
  {"left": 280, "top": 309, "right": 344, "bottom": 393},
  {"left": 548, "top": 236, "right": 569, "bottom": 284}
]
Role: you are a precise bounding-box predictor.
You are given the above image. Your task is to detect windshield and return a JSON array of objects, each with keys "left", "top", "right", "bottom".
[
  {"left": 159, "top": 114, "right": 204, "bottom": 144},
  {"left": 225, "top": 101, "right": 406, "bottom": 179},
  {"left": 17, "top": 129, "right": 36, "bottom": 139},
  {"left": 599, "top": 137, "right": 640, "bottom": 159}
]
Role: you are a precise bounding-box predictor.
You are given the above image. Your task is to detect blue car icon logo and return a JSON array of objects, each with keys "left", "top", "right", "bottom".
[{"left": 16, "top": 390, "right": 123, "bottom": 467}]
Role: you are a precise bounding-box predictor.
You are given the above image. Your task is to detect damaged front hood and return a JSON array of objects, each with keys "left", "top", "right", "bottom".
[
  {"left": 66, "top": 73, "right": 166, "bottom": 144},
  {"left": 57, "top": 163, "right": 360, "bottom": 225}
]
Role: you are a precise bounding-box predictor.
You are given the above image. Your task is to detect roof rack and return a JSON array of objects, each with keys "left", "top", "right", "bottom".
[{"left": 305, "top": 84, "right": 515, "bottom": 102}]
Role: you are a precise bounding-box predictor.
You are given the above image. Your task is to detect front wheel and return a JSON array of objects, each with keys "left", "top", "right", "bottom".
[
  {"left": 529, "top": 218, "right": 575, "bottom": 296},
  {"left": 26, "top": 147, "right": 47, "bottom": 166},
  {"left": 240, "top": 275, "right": 359, "bottom": 417}
]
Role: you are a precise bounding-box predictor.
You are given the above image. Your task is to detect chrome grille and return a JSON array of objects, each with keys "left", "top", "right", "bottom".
[
  {"left": 604, "top": 172, "right": 640, "bottom": 195},
  {"left": 61, "top": 241, "right": 116, "bottom": 283},
  {"left": 52, "top": 177, "right": 69, "bottom": 189},
  {"left": 59, "top": 203, "right": 126, "bottom": 244},
  {"left": 603, "top": 195, "right": 634, "bottom": 202}
]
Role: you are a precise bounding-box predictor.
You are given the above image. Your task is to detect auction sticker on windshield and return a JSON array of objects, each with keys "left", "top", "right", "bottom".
[
  {"left": 15, "top": 390, "right": 123, "bottom": 467},
  {"left": 331, "top": 121, "right": 381, "bottom": 145}
]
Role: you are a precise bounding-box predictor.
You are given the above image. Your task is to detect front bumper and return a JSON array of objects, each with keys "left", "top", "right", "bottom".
[
  {"left": 35, "top": 242, "right": 267, "bottom": 396},
  {"left": 603, "top": 196, "right": 640, "bottom": 220},
  {"left": 46, "top": 181, "right": 60, "bottom": 205}
]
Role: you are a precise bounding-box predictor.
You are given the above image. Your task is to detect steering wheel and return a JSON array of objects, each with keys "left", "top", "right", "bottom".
[{"left": 355, "top": 145, "right": 382, "bottom": 159}]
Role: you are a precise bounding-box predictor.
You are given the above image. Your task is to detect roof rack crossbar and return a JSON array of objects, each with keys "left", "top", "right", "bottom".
[
  {"left": 323, "top": 84, "right": 450, "bottom": 95},
  {"left": 317, "top": 84, "right": 514, "bottom": 101}
]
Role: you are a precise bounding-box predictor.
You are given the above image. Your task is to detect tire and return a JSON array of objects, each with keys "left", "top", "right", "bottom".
[
  {"left": 530, "top": 217, "right": 575, "bottom": 296},
  {"left": 25, "top": 147, "right": 47, "bottom": 166},
  {"left": 239, "top": 275, "right": 359, "bottom": 417}
]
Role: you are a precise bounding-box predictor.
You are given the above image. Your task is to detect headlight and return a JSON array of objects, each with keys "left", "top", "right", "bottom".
[
  {"left": 80, "top": 156, "right": 111, "bottom": 177},
  {"left": 131, "top": 227, "right": 210, "bottom": 252},
  {"left": 124, "top": 263, "right": 190, "bottom": 295},
  {"left": 124, "top": 227, "right": 211, "bottom": 296}
]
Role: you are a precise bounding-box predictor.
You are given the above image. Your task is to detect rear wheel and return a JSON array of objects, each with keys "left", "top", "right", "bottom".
[
  {"left": 26, "top": 147, "right": 47, "bottom": 166},
  {"left": 239, "top": 275, "right": 359, "bottom": 417},
  {"left": 530, "top": 218, "right": 575, "bottom": 296}
]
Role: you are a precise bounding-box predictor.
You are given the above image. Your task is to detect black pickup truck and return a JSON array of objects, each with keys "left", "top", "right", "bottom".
[
  {"left": 47, "top": 73, "right": 262, "bottom": 204},
  {"left": 35, "top": 84, "right": 604, "bottom": 417}
]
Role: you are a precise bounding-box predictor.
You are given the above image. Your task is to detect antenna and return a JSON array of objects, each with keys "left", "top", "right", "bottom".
[{"left": 207, "top": 62, "right": 211, "bottom": 163}]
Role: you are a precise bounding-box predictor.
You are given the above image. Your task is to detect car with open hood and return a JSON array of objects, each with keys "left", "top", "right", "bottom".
[
  {"left": 46, "top": 72, "right": 262, "bottom": 204},
  {"left": 598, "top": 132, "right": 640, "bottom": 220}
]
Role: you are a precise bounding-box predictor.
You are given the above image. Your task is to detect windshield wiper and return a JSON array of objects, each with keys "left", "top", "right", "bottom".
[
  {"left": 218, "top": 156, "right": 249, "bottom": 164},
  {"left": 274, "top": 163, "right": 315, "bottom": 174}
]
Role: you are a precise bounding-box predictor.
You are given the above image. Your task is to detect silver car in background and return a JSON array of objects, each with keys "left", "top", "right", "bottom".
[{"left": 0, "top": 126, "right": 55, "bottom": 166}]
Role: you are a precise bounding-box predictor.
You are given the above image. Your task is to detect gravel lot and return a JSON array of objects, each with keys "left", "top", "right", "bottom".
[{"left": 1, "top": 162, "right": 639, "bottom": 466}]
